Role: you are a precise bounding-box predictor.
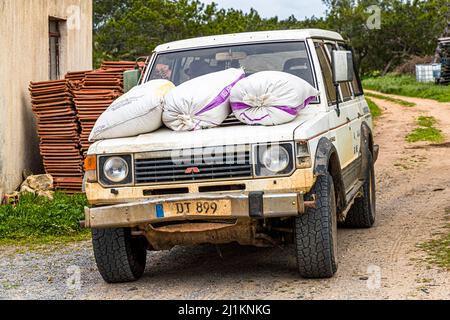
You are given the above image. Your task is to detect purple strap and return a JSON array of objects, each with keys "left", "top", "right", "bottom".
[
  {"left": 192, "top": 119, "right": 220, "bottom": 131},
  {"left": 195, "top": 74, "right": 246, "bottom": 116},
  {"left": 231, "top": 95, "right": 316, "bottom": 118},
  {"left": 273, "top": 106, "right": 298, "bottom": 116},
  {"left": 231, "top": 102, "right": 251, "bottom": 111},
  {"left": 302, "top": 96, "right": 316, "bottom": 108},
  {"left": 240, "top": 111, "right": 271, "bottom": 123}
]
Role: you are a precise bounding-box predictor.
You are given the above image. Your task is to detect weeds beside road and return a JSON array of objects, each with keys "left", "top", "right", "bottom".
[
  {"left": 406, "top": 116, "right": 445, "bottom": 143},
  {"left": 0, "top": 193, "right": 89, "bottom": 246},
  {"left": 366, "top": 98, "right": 382, "bottom": 120},
  {"left": 365, "top": 92, "right": 416, "bottom": 107},
  {"left": 363, "top": 75, "right": 450, "bottom": 102},
  {"left": 419, "top": 208, "right": 450, "bottom": 271}
]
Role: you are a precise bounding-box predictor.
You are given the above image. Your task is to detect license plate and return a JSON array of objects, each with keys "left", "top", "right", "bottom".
[{"left": 159, "top": 200, "right": 232, "bottom": 218}]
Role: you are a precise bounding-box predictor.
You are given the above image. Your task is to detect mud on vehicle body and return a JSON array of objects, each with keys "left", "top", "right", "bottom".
[{"left": 82, "top": 29, "right": 379, "bottom": 283}]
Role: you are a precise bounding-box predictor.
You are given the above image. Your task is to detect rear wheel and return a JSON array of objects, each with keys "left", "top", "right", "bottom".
[
  {"left": 295, "top": 173, "right": 338, "bottom": 278},
  {"left": 92, "top": 228, "right": 147, "bottom": 283},
  {"left": 345, "top": 152, "right": 376, "bottom": 228}
]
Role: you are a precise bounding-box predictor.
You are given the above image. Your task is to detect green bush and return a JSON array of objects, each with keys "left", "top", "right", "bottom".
[
  {"left": 0, "top": 192, "right": 89, "bottom": 243},
  {"left": 363, "top": 75, "right": 450, "bottom": 102}
]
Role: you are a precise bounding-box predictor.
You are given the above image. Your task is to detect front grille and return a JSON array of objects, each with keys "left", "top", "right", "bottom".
[
  {"left": 135, "top": 148, "right": 252, "bottom": 185},
  {"left": 221, "top": 114, "right": 243, "bottom": 127}
]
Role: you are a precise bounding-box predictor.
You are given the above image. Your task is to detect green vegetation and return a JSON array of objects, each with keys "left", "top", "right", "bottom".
[
  {"left": 416, "top": 116, "right": 437, "bottom": 128},
  {"left": 93, "top": 0, "right": 448, "bottom": 75},
  {"left": 365, "top": 92, "right": 416, "bottom": 107},
  {"left": 0, "top": 192, "right": 89, "bottom": 245},
  {"left": 406, "top": 116, "right": 444, "bottom": 143},
  {"left": 418, "top": 209, "right": 450, "bottom": 270},
  {"left": 363, "top": 75, "right": 450, "bottom": 102},
  {"left": 366, "top": 98, "right": 382, "bottom": 119},
  {"left": 406, "top": 128, "right": 444, "bottom": 143}
]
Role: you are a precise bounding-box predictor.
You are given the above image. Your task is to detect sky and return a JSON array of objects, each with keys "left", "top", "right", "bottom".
[{"left": 201, "top": 0, "right": 327, "bottom": 20}]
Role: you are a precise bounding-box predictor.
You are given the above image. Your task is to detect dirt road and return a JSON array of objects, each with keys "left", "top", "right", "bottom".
[{"left": 1, "top": 92, "right": 449, "bottom": 300}]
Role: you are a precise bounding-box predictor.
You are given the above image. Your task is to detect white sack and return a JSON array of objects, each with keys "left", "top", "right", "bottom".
[
  {"left": 163, "top": 68, "right": 245, "bottom": 131},
  {"left": 89, "top": 79, "right": 175, "bottom": 141},
  {"left": 230, "top": 71, "right": 319, "bottom": 126}
]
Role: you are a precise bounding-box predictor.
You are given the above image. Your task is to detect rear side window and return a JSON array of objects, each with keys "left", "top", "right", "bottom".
[
  {"left": 351, "top": 56, "right": 363, "bottom": 96},
  {"left": 314, "top": 41, "right": 336, "bottom": 105}
]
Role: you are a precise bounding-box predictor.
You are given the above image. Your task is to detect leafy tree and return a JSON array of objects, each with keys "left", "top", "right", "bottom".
[
  {"left": 323, "top": 0, "right": 449, "bottom": 74},
  {"left": 92, "top": 0, "right": 449, "bottom": 74}
]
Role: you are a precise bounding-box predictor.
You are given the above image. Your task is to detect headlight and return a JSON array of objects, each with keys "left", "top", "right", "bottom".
[
  {"left": 254, "top": 143, "right": 294, "bottom": 177},
  {"left": 262, "top": 146, "right": 290, "bottom": 172},
  {"left": 104, "top": 157, "right": 129, "bottom": 183},
  {"left": 99, "top": 155, "right": 133, "bottom": 186}
]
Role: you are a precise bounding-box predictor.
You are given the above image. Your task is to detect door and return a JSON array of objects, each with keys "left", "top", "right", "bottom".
[{"left": 314, "top": 40, "right": 363, "bottom": 191}]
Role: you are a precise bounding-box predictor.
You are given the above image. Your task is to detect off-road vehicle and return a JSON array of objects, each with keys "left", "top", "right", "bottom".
[{"left": 83, "top": 29, "right": 379, "bottom": 283}]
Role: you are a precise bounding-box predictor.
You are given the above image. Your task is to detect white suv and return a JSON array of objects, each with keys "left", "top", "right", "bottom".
[{"left": 83, "top": 29, "right": 379, "bottom": 283}]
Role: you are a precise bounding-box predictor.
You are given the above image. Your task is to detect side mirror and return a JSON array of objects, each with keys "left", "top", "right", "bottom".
[
  {"left": 332, "top": 50, "right": 354, "bottom": 83},
  {"left": 123, "top": 69, "right": 141, "bottom": 93},
  {"left": 331, "top": 50, "right": 354, "bottom": 117}
]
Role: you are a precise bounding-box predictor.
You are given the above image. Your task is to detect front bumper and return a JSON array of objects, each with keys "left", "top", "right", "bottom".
[{"left": 84, "top": 192, "right": 308, "bottom": 229}]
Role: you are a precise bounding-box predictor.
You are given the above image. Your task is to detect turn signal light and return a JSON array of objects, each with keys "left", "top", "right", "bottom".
[{"left": 84, "top": 155, "right": 97, "bottom": 171}]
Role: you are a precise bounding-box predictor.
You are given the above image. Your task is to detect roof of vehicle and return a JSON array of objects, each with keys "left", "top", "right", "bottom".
[{"left": 154, "top": 29, "right": 345, "bottom": 52}]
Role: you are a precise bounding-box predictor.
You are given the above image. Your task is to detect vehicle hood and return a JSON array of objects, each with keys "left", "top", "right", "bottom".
[{"left": 88, "top": 114, "right": 316, "bottom": 155}]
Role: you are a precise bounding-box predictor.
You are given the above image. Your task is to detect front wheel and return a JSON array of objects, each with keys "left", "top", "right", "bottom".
[
  {"left": 295, "top": 173, "right": 338, "bottom": 278},
  {"left": 92, "top": 228, "right": 148, "bottom": 283}
]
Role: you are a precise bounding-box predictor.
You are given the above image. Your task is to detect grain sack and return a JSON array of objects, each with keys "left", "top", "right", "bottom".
[
  {"left": 89, "top": 79, "right": 175, "bottom": 141},
  {"left": 230, "top": 71, "right": 319, "bottom": 126},
  {"left": 163, "top": 68, "right": 245, "bottom": 131}
]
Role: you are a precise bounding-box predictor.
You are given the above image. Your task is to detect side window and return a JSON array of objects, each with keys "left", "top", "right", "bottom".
[{"left": 314, "top": 41, "right": 336, "bottom": 105}]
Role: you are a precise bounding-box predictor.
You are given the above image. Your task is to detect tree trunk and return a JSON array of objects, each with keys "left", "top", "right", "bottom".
[{"left": 382, "top": 58, "right": 395, "bottom": 76}]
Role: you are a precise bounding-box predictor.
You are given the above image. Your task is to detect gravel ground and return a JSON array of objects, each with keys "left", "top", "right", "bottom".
[{"left": 1, "top": 93, "right": 449, "bottom": 300}]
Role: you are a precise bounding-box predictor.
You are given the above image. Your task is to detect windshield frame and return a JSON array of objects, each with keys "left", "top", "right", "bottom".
[{"left": 143, "top": 40, "right": 320, "bottom": 104}]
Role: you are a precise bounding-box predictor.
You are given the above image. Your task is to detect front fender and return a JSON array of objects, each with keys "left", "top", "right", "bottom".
[
  {"left": 359, "top": 122, "right": 375, "bottom": 180},
  {"left": 314, "top": 137, "right": 339, "bottom": 176},
  {"left": 313, "top": 137, "right": 346, "bottom": 212}
]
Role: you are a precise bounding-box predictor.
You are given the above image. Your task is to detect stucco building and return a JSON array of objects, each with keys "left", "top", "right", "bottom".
[{"left": 0, "top": 0, "right": 93, "bottom": 196}]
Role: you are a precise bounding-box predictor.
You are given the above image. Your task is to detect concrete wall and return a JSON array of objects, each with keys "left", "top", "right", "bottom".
[{"left": 0, "top": 0, "right": 92, "bottom": 196}]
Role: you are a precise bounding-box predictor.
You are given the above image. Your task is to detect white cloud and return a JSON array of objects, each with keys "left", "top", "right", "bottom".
[{"left": 201, "top": 0, "right": 327, "bottom": 19}]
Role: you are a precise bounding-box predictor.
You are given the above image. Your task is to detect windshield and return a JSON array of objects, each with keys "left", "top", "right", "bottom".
[{"left": 148, "top": 42, "right": 315, "bottom": 88}]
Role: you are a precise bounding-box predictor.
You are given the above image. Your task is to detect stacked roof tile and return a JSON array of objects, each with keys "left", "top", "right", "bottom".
[
  {"left": 29, "top": 80, "right": 83, "bottom": 192},
  {"left": 30, "top": 61, "right": 137, "bottom": 192},
  {"left": 73, "top": 61, "right": 136, "bottom": 156}
]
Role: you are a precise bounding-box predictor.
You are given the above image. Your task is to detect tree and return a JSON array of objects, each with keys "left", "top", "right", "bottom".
[
  {"left": 92, "top": 0, "right": 449, "bottom": 74},
  {"left": 322, "top": 0, "right": 449, "bottom": 74}
]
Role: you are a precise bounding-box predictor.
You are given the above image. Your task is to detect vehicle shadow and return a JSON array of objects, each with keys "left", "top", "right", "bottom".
[
  {"left": 140, "top": 228, "right": 356, "bottom": 283},
  {"left": 143, "top": 243, "right": 299, "bottom": 280}
]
